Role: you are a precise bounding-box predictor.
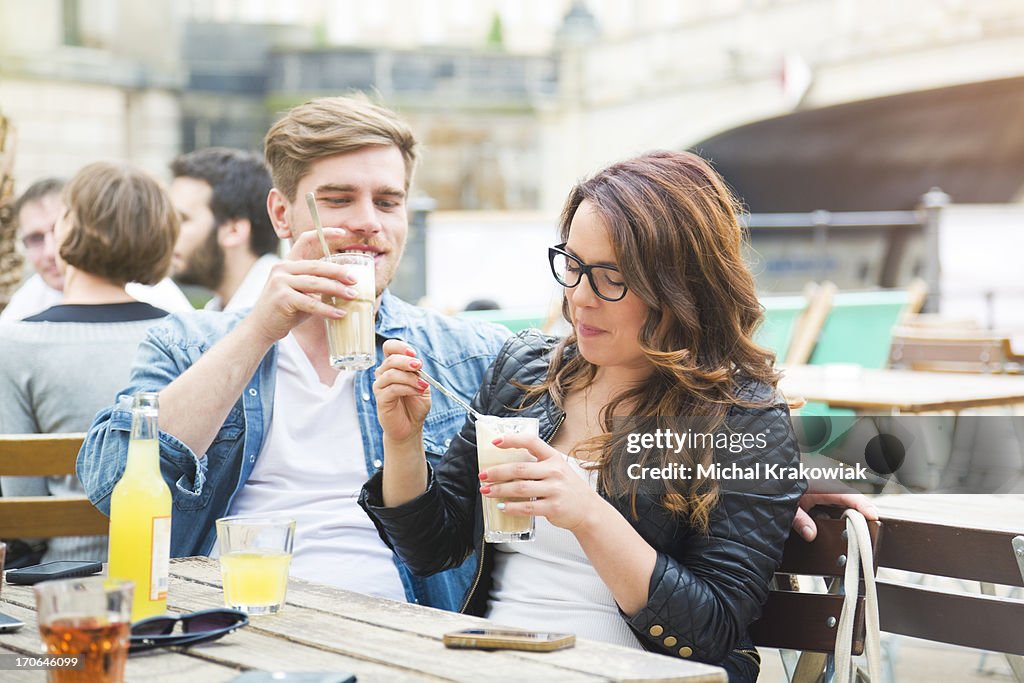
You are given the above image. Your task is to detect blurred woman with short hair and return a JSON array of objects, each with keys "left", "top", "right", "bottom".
[{"left": 0, "top": 161, "right": 178, "bottom": 564}]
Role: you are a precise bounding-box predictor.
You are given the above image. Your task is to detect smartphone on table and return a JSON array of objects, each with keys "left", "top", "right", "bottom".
[
  {"left": 0, "top": 612, "right": 26, "bottom": 633},
  {"left": 5, "top": 560, "right": 103, "bottom": 585},
  {"left": 443, "top": 628, "right": 575, "bottom": 652}
]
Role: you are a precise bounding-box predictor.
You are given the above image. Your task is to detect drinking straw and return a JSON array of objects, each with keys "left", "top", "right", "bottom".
[{"left": 305, "top": 192, "right": 333, "bottom": 259}]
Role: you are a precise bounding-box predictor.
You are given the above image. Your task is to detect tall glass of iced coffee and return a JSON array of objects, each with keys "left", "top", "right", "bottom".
[
  {"left": 322, "top": 251, "right": 375, "bottom": 370},
  {"left": 476, "top": 416, "right": 539, "bottom": 543}
]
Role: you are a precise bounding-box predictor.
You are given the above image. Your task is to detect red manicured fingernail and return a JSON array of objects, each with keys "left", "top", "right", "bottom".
[
  {"left": 410, "top": 359, "right": 422, "bottom": 369},
  {"left": 405, "top": 348, "right": 417, "bottom": 357},
  {"left": 479, "top": 485, "right": 491, "bottom": 494},
  {"left": 478, "top": 471, "right": 488, "bottom": 481},
  {"left": 417, "top": 379, "right": 428, "bottom": 389},
  {"left": 492, "top": 437, "right": 503, "bottom": 446}
]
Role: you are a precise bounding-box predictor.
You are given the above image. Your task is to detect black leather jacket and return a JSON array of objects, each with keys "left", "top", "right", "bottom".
[{"left": 361, "top": 330, "right": 805, "bottom": 672}]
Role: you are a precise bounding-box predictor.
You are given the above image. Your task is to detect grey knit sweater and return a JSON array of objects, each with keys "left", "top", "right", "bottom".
[{"left": 0, "top": 311, "right": 166, "bottom": 562}]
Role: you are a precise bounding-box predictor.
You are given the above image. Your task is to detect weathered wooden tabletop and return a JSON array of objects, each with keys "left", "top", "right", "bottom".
[{"left": 0, "top": 557, "right": 727, "bottom": 682}]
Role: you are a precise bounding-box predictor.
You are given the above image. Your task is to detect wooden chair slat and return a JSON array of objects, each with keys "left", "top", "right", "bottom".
[
  {"left": 0, "top": 497, "right": 108, "bottom": 538},
  {"left": 775, "top": 517, "right": 880, "bottom": 577},
  {"left": 0, "top": 433, "right": 87, "bottom": 476},
  {"left": 888, "top": 331, "right": 1023, "bottom": 374},
  {"left": 785, "top": 281, "right": 836, "bottom": 366},
  {"left": 877, "top": 580, "right": 1024, "bottom": 656},
  {"left": 0, "top": 433, "right": 106, "bottom": 539},
  {"left": 876, "top": 517, "right": 1024, "bottom": 587},
  {"left": 749, "top": 591, "right": 864, "bottom": 655}
]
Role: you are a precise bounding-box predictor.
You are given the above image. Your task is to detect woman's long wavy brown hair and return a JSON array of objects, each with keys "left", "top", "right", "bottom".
[{"left": 526, "top": 150, "right": 779, "bottom": 531}]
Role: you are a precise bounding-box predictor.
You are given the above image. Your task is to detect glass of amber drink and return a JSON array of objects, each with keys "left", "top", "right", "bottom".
[
  {"left": 34, "top": 577, "right": 133, "bottom": 683},
  {"left": 216, "top": 516, "right": 296, "bottom": 615}
]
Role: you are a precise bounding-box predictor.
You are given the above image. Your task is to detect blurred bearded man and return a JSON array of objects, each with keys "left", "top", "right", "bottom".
[{"left": 170, "top": 148, "right": 279, "bottom": 312}]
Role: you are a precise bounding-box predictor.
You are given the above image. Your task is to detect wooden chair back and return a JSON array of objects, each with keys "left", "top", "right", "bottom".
[
  {"left": 901, "top": 314, "right": 979, "bottom": 331},
  {"left": 901, "top": 277, "right": 929, "bottom": 323},
  {"left": 889, "top": 330, "right": 1024, "bottom": 374},
  {"left": 874, "top": 517, "right": 1024, "bottom": 657},
  {"left": 0, "top": 433, "right": 109, "bottom": 538},
  {"left": 751, "top": 507, "right": 1024, "bottom": 679},
  {"left": 785, "top": 281, "right": 837, "bottom": 366},
  {"left": 750, "top": 516, "right": 880, "bottom": 655}
]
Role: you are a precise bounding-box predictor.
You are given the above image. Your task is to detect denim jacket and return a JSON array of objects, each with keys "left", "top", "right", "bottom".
[{"left": 77, "top": 290, "right": 509, "bottom": 610}]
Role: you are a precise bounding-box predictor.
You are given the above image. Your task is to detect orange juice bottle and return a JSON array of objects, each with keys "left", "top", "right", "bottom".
[{"left": 107, "top": 392, "right": 172, "bottom": 620}]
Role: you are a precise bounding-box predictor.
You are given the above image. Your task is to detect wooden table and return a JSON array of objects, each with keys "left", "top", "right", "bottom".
[
  {"left": 780, "top": 364, "right": 1024, "bottom": 414},
  {"left": 0, "top": 557, "right": 726, "bottom": 682}
]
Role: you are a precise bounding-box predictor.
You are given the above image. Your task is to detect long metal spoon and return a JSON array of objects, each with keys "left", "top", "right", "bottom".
[{"left": 416, "top": 368, "right": 484, "bottom": 421}]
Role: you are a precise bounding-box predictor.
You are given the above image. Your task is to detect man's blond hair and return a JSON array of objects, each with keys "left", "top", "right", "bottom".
[{"left": 264, "top": 96, "right": 418, "bottom": 200}]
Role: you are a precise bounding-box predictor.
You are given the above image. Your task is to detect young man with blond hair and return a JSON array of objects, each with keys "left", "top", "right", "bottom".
[{"left": 78, "top": 97, "right": 508, "bottom": 608}]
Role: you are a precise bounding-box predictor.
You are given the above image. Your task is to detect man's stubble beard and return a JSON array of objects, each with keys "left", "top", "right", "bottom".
[{"left": 175, "top": 225, "right": 225, "bottom": 292}]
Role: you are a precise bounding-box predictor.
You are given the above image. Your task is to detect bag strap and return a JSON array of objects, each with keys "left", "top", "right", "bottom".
[{"left": 834, "top": 509, "right": 882, "bottom": 683}]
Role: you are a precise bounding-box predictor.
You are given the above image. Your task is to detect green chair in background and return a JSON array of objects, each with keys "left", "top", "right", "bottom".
[
  {"left": 458, "top": 307, "right": 549, "bottom": 333},
  {"left": 756, "top": 295, "right": 807, "bottom": 361},
  {"left": 808, "top": 289, "right": 914, "bottom": 369},
  {"left": 801, "top": 288, "right": 917, "bottom": 458},
  {"left": 757, "top": 282, "right": 836, "bottom": 366}
]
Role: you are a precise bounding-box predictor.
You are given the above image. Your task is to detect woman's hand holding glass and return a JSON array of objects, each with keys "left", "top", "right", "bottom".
[{"left": 478, "top": 434, "right": 602, "bottom": 534}]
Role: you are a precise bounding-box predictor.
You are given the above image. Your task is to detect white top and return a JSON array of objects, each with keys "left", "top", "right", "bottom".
[
  {"left": 227, "top": 333, "right": 406, "bottom": 601},
  {"left": 0, "top": 274, "right": 193, "bottom": 321},
  {"left": 486, "top": 457, "right": 644, "bottom": 649},
  {"left": 204, "top": 254, "right": 280, "bottom": 313}
]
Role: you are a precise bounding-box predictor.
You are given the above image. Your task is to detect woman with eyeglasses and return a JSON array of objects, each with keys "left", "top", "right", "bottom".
[{"left": 361, "top": 151, "right": 805, "bottom": 682}]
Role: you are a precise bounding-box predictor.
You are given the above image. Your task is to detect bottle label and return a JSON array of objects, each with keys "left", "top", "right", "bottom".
[{"left": 151, "top": 516, "right": 171, "bottom": 601}]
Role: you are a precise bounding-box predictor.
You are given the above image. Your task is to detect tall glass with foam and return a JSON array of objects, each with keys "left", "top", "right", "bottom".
[
  {"left": 322, "top": 251, "right": 375, "bottom": 370},
  {"left": 476, "top": 416, "right": 539, "bottom": 543}
]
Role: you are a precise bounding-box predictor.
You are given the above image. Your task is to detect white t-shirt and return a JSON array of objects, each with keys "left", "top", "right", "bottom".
[
  {"left": 0, "top": 274, "right": 193, "bottom": 321},
  {"left": 204, "top": 254, "right": 280, "bottom": 313},
  {"left": 227, "top": 333, "right": 406, "bottom": 601},
  {"left": 486, "top": 457, "right": 644, "bottom": 649}
]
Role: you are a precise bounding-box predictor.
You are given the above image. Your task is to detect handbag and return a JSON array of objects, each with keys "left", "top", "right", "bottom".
[{"left": 834, "top": 509, "right": 883, "bottom": 683}]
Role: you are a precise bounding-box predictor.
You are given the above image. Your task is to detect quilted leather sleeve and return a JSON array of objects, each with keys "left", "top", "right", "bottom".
[{"left": 624, "top": 395, "right": 806, "bottom": 664}]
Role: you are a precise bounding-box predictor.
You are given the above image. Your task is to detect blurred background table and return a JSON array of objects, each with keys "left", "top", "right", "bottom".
[
  {"left": 0, "top": 557, "right": 726, "bottom": 683},
  {"left": 780, "top": 364, "right": 1024, "bottom": 414}
]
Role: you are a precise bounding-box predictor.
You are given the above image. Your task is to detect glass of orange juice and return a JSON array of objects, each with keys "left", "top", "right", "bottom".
[{"left": 215, "top": 516, "right": 295, "bottom": 615}]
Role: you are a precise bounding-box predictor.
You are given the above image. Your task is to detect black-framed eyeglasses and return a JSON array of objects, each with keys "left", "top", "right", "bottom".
[
  {"left": 548, "top": 243, "right": 628, "bottom": 302},
  {"left": 129, "top": 608, "right": 249, "bottom": 654}
]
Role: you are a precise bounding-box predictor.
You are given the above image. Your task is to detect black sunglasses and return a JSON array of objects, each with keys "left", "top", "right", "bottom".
[
  {"left": 548, "top": 243, "right": 628, "bottom": 302},
  {"left": 129, "top": 608, "right": 249, "bottom": 654}
]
